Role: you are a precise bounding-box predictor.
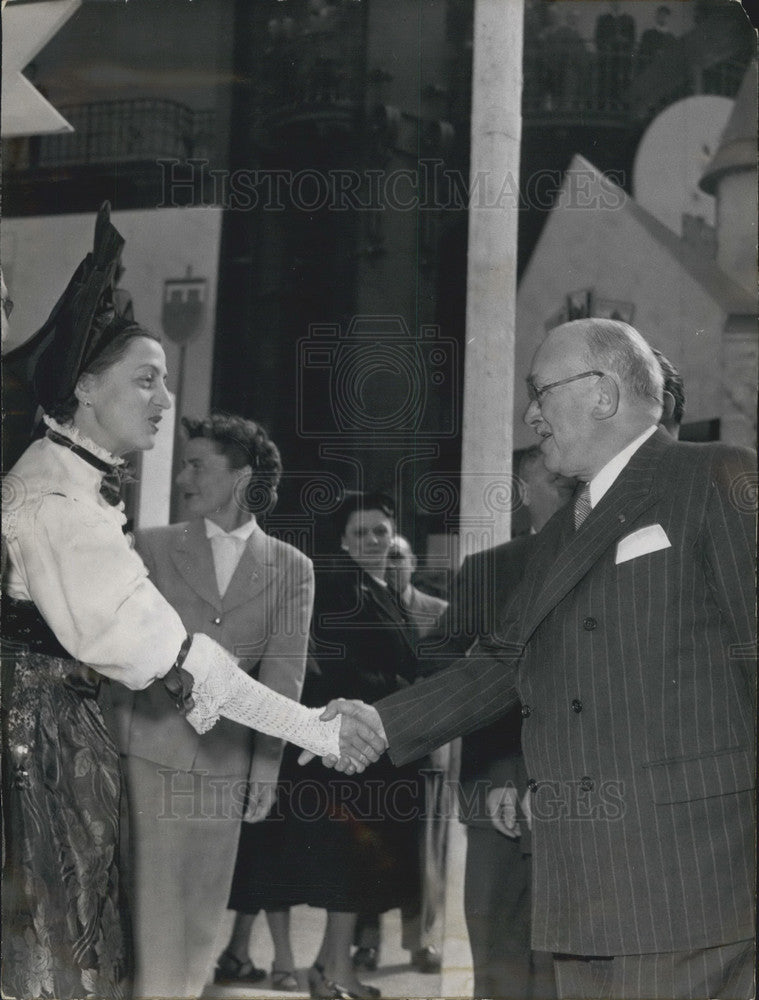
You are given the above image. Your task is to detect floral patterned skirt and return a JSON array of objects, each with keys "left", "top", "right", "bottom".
[{"left": 1, "top": 647, "right": 132, "bottom": 1000}]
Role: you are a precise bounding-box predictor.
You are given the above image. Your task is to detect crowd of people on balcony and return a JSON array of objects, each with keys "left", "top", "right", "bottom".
[{"left": 523, "top": 2, "right": 681, "bottom": 114}]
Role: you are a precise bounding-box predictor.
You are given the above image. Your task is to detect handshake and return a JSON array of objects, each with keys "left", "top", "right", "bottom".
[{"left": 298, "top": 699, "right": 389, "bottom": 773}]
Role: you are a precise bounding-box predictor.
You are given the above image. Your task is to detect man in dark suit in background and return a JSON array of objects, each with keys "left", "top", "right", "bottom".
[
  {"left": 384, "top": 534, "right": 449, "bottom": 645},
  {"left": 328, "top": 319, "right": 755, "bottom": 999},
  {"left": 418, "top": 447, "right": 573, "bottom": 999},
  {"left": 353, "top": 533, "right": 449, "bottom": 974},
  {"left": 653, "top": 347, "right": 685, "bottom": 438}
]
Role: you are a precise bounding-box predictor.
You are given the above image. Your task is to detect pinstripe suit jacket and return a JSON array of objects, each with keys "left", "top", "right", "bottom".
[{"left": 378, "top": 430, "right": 756, "bottom": 955}]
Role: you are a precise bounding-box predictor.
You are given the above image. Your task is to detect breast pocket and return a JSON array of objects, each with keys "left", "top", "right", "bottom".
[{"left": 643, "top": 746, "right": 754, "bottom": 804}]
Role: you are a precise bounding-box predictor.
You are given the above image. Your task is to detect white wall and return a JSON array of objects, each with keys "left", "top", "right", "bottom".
[
  {"left": 2, "top": 205, "right": 223, "bottom": 525},
  {"left": 514, "top": 160, "right": 728, "bottom": 448}
]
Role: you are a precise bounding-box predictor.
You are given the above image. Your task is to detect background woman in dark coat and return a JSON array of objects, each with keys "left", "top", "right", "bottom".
[{"left": 300, "top": 491, "right": 424, "bottom": 1000}]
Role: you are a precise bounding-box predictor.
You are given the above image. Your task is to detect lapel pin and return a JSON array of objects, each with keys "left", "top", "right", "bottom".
[{"left": 618, "top": 514, "right": 626, "bottom": 523}]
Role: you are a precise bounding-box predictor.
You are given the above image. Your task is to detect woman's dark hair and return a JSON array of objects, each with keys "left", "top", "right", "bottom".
[
  {"left": 48, "top": 324, "right": 161, "bottom": 423},
  {"left": 332, "top": 489, "right": 396, "bottom": 539},
  {"left": 181, "top": 412, "right": 283, "bottom": 514}
]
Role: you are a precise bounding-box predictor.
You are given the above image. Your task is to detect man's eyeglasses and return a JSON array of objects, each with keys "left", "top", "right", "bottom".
[{"left": 526, "top": 370, "right": 605, "bottom": 405}]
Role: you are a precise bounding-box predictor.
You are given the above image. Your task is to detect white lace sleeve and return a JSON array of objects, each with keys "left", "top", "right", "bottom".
[{"left": 181, "top": 633, "right": 341, "bottom": 757}]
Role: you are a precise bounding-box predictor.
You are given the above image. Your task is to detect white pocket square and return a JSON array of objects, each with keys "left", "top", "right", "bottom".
[{"left": 615, "top": 524, "right": 671, "bottom": 565}]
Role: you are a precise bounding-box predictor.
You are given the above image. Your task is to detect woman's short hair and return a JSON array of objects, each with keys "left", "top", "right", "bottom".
[{"left": 181, "top": 412, "right": 283, "bottom": 513}]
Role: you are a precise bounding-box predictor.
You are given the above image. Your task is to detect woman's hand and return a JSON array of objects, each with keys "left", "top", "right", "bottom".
[
  {"left": 243, "top": 781, "right": 278, "bottom": 823},
  {"left": 298, "top": 699, "right": 388, "bottom": 774}
]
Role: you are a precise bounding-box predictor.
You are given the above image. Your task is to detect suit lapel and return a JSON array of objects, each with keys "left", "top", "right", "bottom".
[
  {"left": 222, "top": 527, "right": 275, "bottom": 612},
  {"left": 520, "top": 429, "right": 671, "bottom": 642},
  {"left": 169, "top": 520, "right": 222, "bottom": 610},
  {"left": 362, "top": 574, "right": 417, "bottom": 655}
]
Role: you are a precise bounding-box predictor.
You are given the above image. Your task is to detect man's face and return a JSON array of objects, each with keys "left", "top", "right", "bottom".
[
  {"left": 385, "top": 537, "right": 415, "bottom": 594},
  {"left": 523, "top": 330, "right": 600, "bottom": 479}
]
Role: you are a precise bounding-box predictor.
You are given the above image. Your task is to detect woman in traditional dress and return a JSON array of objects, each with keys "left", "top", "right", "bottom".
[{"left": 0, "top": 205, "right": 343, "bottom": 1000}]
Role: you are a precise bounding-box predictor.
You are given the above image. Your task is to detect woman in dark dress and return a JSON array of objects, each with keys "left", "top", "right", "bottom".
[
  {"left": 0, "top": 206, "right": 345, "bottom": 1000},
  {"left": 299, "top": 491, "right": 424, "bottom": 999}
]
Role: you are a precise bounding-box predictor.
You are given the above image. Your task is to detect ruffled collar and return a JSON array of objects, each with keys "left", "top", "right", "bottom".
[{"left": 43, "top": 415, "right": 124, "bottom": 467}]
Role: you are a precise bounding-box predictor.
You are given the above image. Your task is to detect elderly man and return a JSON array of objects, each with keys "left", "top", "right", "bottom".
[{"left": 325, "top": 319, "right": 755, "bottom": 999}]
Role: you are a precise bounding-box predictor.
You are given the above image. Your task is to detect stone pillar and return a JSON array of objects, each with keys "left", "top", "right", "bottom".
[
  {"left": 440, "top": 3, "right": 524, "bottom": 997},
  {"left": 459, "top": 0, "right": 524, "bottom": 560}
]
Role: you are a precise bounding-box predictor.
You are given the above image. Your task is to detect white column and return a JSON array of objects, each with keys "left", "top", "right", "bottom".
[
  {"left": 459, "top": 0, "right": 524, "bottom": 560},
  {"left": 441, "top": 3, "right": 524, "bottom": 996}
]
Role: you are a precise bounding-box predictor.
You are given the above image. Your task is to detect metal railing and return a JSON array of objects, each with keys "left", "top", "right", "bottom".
[
  {"left": 33, "top": 99, "right": 215, "bottom": 168},
  {"left": 521, "top": 45, "right": 747, "bottom": 119}
]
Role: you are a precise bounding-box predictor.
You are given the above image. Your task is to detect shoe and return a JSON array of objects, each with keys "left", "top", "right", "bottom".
[
  {"left": 321, "top": 981, "right": 381, "bottom": 1000},
  {"left": 351, "top": 947, "right": 378, "bottom": 972},
  {"left": 410, "top": 946, "right": 441, "bottom": 974},
  {"left": 214, "top": 948, "right": 267, "bottom": 985},
  {"left": 271, "top": 967, "right": 300, "bottom": 991},
  {"left": 308, "top": 963, "right": 327, "bottom": 998}
]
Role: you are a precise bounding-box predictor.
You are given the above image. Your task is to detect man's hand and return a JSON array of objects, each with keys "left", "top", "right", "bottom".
[
  {"left": 487, "top": 785, "right": 521, "bottom": 839},
  {"left": 297, "top": 699, "right": 388, "bottom": 773},
  {"left": 243, "top": 780, "right": 278, "bottom": 823},
  {"left": 520, "top": 786, "right": 532, "bottom": 832}
]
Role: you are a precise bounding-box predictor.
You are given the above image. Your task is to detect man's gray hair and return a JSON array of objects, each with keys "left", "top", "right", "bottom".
[{"left": 573, "top": 319, "right": 664, "bottom": 412}]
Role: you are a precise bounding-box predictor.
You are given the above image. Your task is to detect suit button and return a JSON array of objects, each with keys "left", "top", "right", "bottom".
[
  {"left": 571, "top": 699, "right": 583, "bottom": 713},
  {"left": 583, "top": 616, "right": 597, "bottom": 631},
  {"left": 527, "top": 778, "right": 538, "bottom": 793},
  {"left": 580, "top": 776, "right": 594, "bottom": 792},
  {"left": 212, "top": 616, "right": 222, "bottom": 625},
  {"left": 521, "top": 704, "right": 531, "bottom": 718}
]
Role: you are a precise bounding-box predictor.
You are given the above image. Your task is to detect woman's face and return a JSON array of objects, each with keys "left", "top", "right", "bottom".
[
  {"left": 342, "top": 508, "right": 394, "bottom": 574},
  {"left": 175, "top": 436, "right": 251, "bottom": 529},
  {"left": 78, "top": 337, "right": 172, "bottom": 455}
]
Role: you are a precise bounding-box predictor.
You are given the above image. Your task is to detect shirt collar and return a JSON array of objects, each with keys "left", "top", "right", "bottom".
[
  {"left": 587, "top": 424, "right": 657, "bottom": 508},
  {"left": 204, "top": 516, "right": 258, "bottom": 541}
]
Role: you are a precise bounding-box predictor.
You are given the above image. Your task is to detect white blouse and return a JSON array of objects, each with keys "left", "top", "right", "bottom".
[{"left": 3, "top": 426, "right": 186, "bottom": 689}]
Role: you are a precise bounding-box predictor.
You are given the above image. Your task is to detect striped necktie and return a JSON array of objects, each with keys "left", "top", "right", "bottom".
[{"left": 573, "top": 482, "right": 592, "bottom": 530}]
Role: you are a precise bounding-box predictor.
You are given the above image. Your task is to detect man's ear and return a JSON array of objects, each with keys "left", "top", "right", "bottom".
[
  {"left": 591, "top": 374, "right": 619, "bottom": 420},
  {"left": 662, "top": 390, "right": 676, "bottom": 425}
]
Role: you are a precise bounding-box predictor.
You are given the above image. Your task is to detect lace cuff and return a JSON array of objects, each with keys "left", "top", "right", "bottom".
[{"left": 181, "top": 633, "right": 341, "bottom": 756}]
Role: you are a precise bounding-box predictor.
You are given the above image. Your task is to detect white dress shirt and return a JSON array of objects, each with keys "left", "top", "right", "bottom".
[
  {"left": 204, "top": 516, "right": 258, "bottom": 596},
  {"left": 587, "top": 424, "right": 658, "bottom": 508}
]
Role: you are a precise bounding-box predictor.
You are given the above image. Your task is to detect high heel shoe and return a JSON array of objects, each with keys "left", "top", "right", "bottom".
[
  {"left": 214, "top": 949, "right": 267, "bottom": 985},
  {"left": 271, "top": 966, "right": 300, "bottom": 991},
  {"left": 308, "top": 963, "right": 327, "bottom": 998}
]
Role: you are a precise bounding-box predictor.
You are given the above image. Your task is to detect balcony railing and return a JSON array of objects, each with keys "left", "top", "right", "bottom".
[
  {"left": 4, "top": 52, "right": 748, "bottom": 175},
  {"left": 522, "top": 45, "right": 748, "bottom": 121},
  {"left": 6, "top": 100, "right": 216, "bottom": 172}
]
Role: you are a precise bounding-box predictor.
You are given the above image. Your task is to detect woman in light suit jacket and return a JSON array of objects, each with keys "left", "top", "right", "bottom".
[{"left": 108, "top": 413, "right": 314, "bottom": 1000}]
